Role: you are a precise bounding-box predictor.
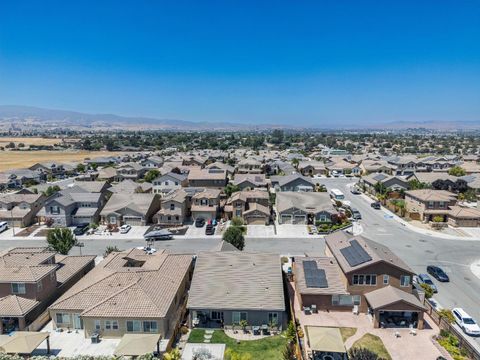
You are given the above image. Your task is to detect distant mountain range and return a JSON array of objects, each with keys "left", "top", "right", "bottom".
[{"left": 0, "top": 105, "right": 478, "bottom": 131}]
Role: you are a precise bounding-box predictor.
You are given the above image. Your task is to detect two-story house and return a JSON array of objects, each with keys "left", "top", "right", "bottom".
[
  {"left": 187, "top": 168, "right": 227, "bottom": 189},
  {"left": 100, "top": 193, "right": 161, "bottom": 226},
  {"left": 152, "top": 172, "right": 188, "bottom": 195},
  {"left": 236, "top": 158, "right": 264, "bottom": 174},
  {"left": 294, "top": 231, "right": 425, "bottom": 329},
  {"left": 0, "top": 192, "right": 46, "bottom": 227},
  {"left": 0, "top": 247, "right": 95, "bottom": 333},
  {"left": 224, "top": 190, "right": 270, "bottom": 225},
  {"left": 191, "top": 189, "right": 221, "bottom": 221},
  {"left": 153, "top": 189, "right": 189, "bottom": 226},
  {"left": 404, "top": 189, "right": 457, "bottom": 222},
  {"left": 232, "top": 174, "right": 269, "bottom": 190},
  {"left": 114, "top": 163, "right": 148, "bottom": 182},
  {"left": 270, "top": 174, "right": 315, "bottom": 192}
]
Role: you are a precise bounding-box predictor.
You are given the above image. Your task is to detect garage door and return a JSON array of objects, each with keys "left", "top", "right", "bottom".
[
  {"left": 247, "top": 217, "right": 266, "bottom": 225},
  {"left": 293, "top": 215, "right": 307, "bottom": 224},
  {"left": 124, "top": 217, "right": 143, "bottom": 226},
  {"left": 281, "top": 215, "right": 292, "bottom": 224}
]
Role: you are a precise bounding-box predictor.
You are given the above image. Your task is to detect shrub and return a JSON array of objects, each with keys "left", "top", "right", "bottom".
[
  {"left": 47, "top": 228, "right": 76, "bottom": 255},
  {"left": 222, "top": 226, "right": 245, "bottom": 250}
]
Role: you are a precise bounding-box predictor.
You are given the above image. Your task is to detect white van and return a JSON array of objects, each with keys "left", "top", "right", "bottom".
[
  {"left": 0, "top": 221, "right": 8, "bottom": 233},
  {"left": 329, "top": 188, "right": 345, "bottom": 201}
]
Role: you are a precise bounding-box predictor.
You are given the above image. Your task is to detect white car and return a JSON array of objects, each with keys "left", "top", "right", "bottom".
[
  {"left": 452, "top": 308, "right": 480, "bottom": 336},
  {"left": 119, "top": 224, "right": 132, "bottom": 234}
]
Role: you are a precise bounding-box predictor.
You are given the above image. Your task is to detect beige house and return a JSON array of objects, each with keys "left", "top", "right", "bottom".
[
  {"left": 0, "top": 192, "right": 46, "bottom": 227},
  {"left": 187, "top": 168, "right": 227, "bottom": 188},
  {"left": 153, "top": 189, "right": 188, "bottom": 226},
  {"left": 49, "top": 249, "right": 193, "bottom": 340},
  {"left": 224, "top": 190, "right": 270, "bottom": 225},
  {"left": 405, "top": 189, "right": 457, "bottom": 222},
  {"left": 100, "top": 193, "right": 161, "bottom": 226},
  {"left": 191, "top": 189, "right": 221, "bottom": 221}
]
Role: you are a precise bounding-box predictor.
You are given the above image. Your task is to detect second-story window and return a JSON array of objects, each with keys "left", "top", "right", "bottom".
[
  {"left": 170, "top": 203, "right": 175, "bottom": 210},
  {"left": 400, "top": 275, "right": 411, "bottom": 287},
  {"left": 11, "top": 283, "right": 26, "bottom": 294}
]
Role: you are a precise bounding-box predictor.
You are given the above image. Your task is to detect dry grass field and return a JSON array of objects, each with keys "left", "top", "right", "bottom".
[
  {"left": 0, "top": 150, "right": 124, "bottom": 172},
  {"left": 0, "top": 137, "right": 67, "bottom": 147}
]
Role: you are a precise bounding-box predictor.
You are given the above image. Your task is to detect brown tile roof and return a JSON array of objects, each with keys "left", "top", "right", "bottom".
[
  {"left": 448, "top": 206, "right": 480, "bottom": 219},
  {"left": 50, "top": 250, "right": 192, "bottom": 318},
  {"left": 0, "top": 295, "right": 39, "bottom": 317},
  {"left": 405, "top": 189, "right": 457, "bottom": 202},
  {"left": 55, "top": 255, "right": 96, "bottom": 285},
  {"left": 325, "top": 231, "right": 413, "bottom": 275},
  {"left": 294, "top": 257, "right": 349, "bottom": 296},
  {"left": 364, "top": 286, "right": 425, "bottom": 310}
]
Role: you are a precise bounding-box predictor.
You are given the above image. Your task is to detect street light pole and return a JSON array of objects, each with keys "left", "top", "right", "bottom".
[{"left": 10, "top": 209, "right": 15, "bottom": 236}]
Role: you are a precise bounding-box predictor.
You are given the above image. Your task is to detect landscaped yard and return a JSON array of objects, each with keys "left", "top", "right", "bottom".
[
  {"left": 339, "top": 327, "right": 357, "bottom": 342},
  {"left": 352, "top": 333, "right": 392, "bottom": 360},
  {"left": 188, "top": 329, "right": 288, "bottom": 360}
]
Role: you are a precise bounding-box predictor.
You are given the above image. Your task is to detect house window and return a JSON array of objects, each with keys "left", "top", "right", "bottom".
[
  {"left": 383, "top": 275, "right": 389, "bottom": 285},
  {"left": 319, "top": 214, "right": 327, "bottom": 222},
  {"left": 37, "top": 280, "right": 43, "bottom": 291},
  {"left": 170, "top": 203, "right": 175, "bottom": 210},
  {"left": 56, "top": 313, "right": 70, "bottom": 324},
  {"left": 105, "top": 320, "right": 112, "bottom": 330},
  {"left": 268, "top": 312, "right": 278, "bottom": 325},
  {"left": 332, "top": 295, "right": 358, "bottom": 306},
  {"left": 232, "top": 312, "right": 247, "bottom": 324},
  {"left": 50, "top": 206, "right": 60, "bottom": 215},
  {"left": 11, "top": 283, "right": 26, "bottom": 294},
  {"left": 143, "top": 321, "right": 158, "bottom": 333},
  {"left": 112, "top": 320, "right": 119, "bottom": 330},
  {"left": 400, "top": 275, "right": 411, "bottom": 287},
  {"left": 353, "top": 274, "right": 376, "bottom": 286},
  {"left": 109, "top": 216, "right": 117, "bottom": 224},
  {"left": 94, "top": 320, "right": 101, "bottom": 330},
  {"left": 427, "top": 201, "right": 434, "bottom": 209},
  {"left": 211, "top": 311, "right": 223, "bottom": 320},
  {"left": 439, "top": 202, "right": 445, "bottom": 209},
  {"left": 126, "top": 320, "right": 142, "bottom": 332}
]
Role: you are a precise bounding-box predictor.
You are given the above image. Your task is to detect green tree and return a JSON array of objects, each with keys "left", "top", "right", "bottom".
[
  {"left": 420, "top": 283, "right": 434, "bottom": 299},
  {"left": 282, "top": 342, "right": 295, "bottom": 360},
  {"left": 43, "top": 185, "right": 61, "bottom": 197},
  {"left": 222, "top": 226, "right": 245, "bottom": 250},
  {"left": 104, "top": 246, "right": 120, "bottom": 257},
  {"left": 438, "top": 309, "right": 455, "bottom": 324},
  {"left": 144, "top": 169, "right": 160, "bottom": 183},
  {"left": 230, "top": 216, "right": 244, "bottom": 227},
  {"left": 291, "top": 158, "right": 299, "bottom": 168},
  {"left": 47, "top": 228, "right": 76, "bottom": 255},
  {"left": 224, "top": 183, "right": 240, "bottom": 197},
  {"left": 285, "top": 321, "right": 297, "bottom": 343},
  {"left": 163, "top": 348, "right": 181, "bottom": 360},
  {"left": 448, "top": 166, "right": 466, "bottom": 177},
  {"left": 76, "top": 163, "right": 86, "bottom": 173}
]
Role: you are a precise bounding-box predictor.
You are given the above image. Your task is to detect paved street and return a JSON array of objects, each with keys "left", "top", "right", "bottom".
[{"left": 322, "top": 177, "right": 480, "bottom": 350}]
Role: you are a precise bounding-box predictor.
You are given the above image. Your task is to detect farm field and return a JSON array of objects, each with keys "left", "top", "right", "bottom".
[
  {"left": 0, "top": 137, "right": 72, "bottom": 147},
  {"left": 0, "top": 150, "right": 124, "bottom": 172}
]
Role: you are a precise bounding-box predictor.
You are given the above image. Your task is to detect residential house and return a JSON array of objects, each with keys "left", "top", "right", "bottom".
[
  {"left": 447, "top": 206, "right": 480, "bottom": 227},
  {"left": 236, "top": 158, "right": 264, "bottom": 174},
  {"left": 294, "top": 231, "right": 425, "bottom": 329},
  {"left": 361, "top": 173, "right": 413, "bottom": 194},
  {"left": 39, "top": 186, "right": 107, "bottom": 227},
  {"left": 360, "top": 160, "right": 395, "bottom": 175},
  {"left": 0, "top": 192, "right": 46, "bottom": 227},
  {"left": 153, "top": 189, "right": 189, "bottom": 226},
  {"left": 224, "top": 190, "right": 270, "bottom": 225},
  {"left": 191, "top": 189, "right": 221, "bottom": 221},
  {"left": 188, "top": 168, "right": 227, "bottom": 189},
  {"left": 232, "top": 174, "right": 269, "bottom": 190},
  {"left": 152, "top": 172, "right": 188, "bottom": 195},
  {"left": 114, "top": 163, "right": 148, "bottom": 182},
  {"left": 405, "top": 189, "right": 457, "bottom": 222},
  {"left": 108, "top": 179, "right": 153, "bottom": 194},
  {"left": 187, "top": 252, "right": 286, "bottom": 330},
  {"left": 49, "top": 249, "right": 193, "bottom": 340},
  {"left": 325, "top": 159, "right": 361, "bottom": 176},
  {"left": 100, "top": 193, "right": 161, "bottom": 226},
  {"left": 270, "top": 174, "right": 315, "bottom": 192},
  {"left": 0, "top": 247, "right": 95, "bottom": 333},
  {"left": 96, "top": 167, "right": 117, "bottom": 182},
  {"left": 0, "top": 169, "right": 46, "bottom": 190},
  {"left": 206, "top": 162, "right": 235, "bottom": 178},
  {"left": 142, "top": 156, "right": 164, "bottom": 169},
  {"left": 297, "top": 161, "right": 327, "bottom": 177},
  {"left": 276, "top": 192, "right": 337, "bottom": 225}
]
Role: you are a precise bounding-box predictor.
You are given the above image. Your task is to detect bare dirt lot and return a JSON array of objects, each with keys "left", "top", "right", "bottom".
[
  {"left": 0, "top": 150, "right": 124, "bottom": 172},
  {"left": 0, "top": 137, "right": 68, "bottom": 147}
]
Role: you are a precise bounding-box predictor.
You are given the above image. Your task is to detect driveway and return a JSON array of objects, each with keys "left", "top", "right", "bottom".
[
  {"left": 247, "top": 225, "right": 275, "bottom": 237},
  {"left": 276, "top": 224, "right": 310, "bottom": 237}
]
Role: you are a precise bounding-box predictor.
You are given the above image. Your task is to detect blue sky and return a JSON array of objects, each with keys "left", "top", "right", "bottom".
[{"left": 0, "top": 1, "right": 479, "bottom": 126}]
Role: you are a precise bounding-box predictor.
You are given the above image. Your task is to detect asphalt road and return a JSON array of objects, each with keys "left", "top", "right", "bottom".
[{"left": 322, "top": 177, "right": 480, "bottom": 350}]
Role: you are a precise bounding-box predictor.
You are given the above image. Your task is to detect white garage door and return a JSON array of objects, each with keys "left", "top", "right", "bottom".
[
  {"left": 293, "top": 215, "right": 307, "bottom": 224},
  {"left": 281, "top": 215, "right": 293, "bottom": 224},
  {"left": 124, "top": 217, "right": 143, "bottom": 226}
]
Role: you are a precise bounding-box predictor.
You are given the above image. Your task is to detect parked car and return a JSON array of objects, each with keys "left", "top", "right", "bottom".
[
  {"left": 418, "top": 273, "right": 438, "bottom": 293},
  {"left": 0, "top": 221, "right": 8, "bottom": 234},
  {"left": 119, "top": 224, "right": 132, "bottom": 234},
  {"left": 205, "top": 224, "right": 215, "bottom": 235},
  {"left": 73, "top": 223, "right": 89, "bottom": 235},
  {"left": 351, "top": 208, "right": 362, "bottom": 220},
  {"left": 195, "top": 217, "right": 205, "bottom": 228},
  {"left": 370, "top": 202, "right": 381, "bottom": 209},
  {"left": 427, "top": 265, "right": 449, "bottom": 282},
  {"left": 452, "top": 308, "right": 480, "bottom": 336},
  {"left": 350, "top": 187, "right": 361, "bottom": 195}
]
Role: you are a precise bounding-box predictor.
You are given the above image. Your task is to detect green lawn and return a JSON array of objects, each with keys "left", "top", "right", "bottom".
[
  {"left": 352, "top": 333, "right": 392, "bottom": 360},
  {"left": 339, "top": 327, "right": 357, "bottom": 342},
  {"left": 188, "top": 329, "right": 287, "bottom": 360}
]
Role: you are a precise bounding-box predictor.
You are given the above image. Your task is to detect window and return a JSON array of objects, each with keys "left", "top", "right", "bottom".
[
  {"left": 56, "top": 313, "right": 69, "bottom": 324},
  {"left": 211, "top": 311, "right": 223, "bottom": 320},
  {"left": 105, "top": 320, "right": 111, "bottom": 330},
  {"left": 143, "top": 321, "right": 158, "bottom": 333},
  {"left": 50, "top": 206, "right": 60, "bottom": 215},
  {"left": 268, "top": 312, "right": 278, "bottom": 325},
  {"left": 37, "top": 280, "right": 43, "bottom": 291},
  {"left": 353, "top": 295, "right": 361, "bottom": 305},
  {"left": 427, "top": 201, "right": 434, "bottom": 209},
  {"left": 94, "top": 320, "right": 101, "bottom": 330},
  {"left": 352, "top": 274, "right": 376, "bottom": 286},
  {"left": 11, "top": 283, "right": 26, "bottom": 294},
  {"left": 319, "top": 215, "right": 327, "bottom": 222},
  {"left": 127, "top": 320, "right": 142, "bottom": 332},
  {"left": 383, "top": 275, "right": 389, "bottom": 285},
  {"left": 439, "top": 202, "right": 445, "bottom": 209},
  {"left": 400, "top": 275, "right": 411, "bottom": 287},
  {"left": 332, "top": 295, "right": 358, "bottom": 306},
  {"left": 232, "top": 312, "right": 247, "bottom": 324},
  {"left": 170, "top": 203, "right": 175, "bottom": 210},
  {"left": 112, "top": 320, "right": 119, "bottom": 330},
  {"left": 109, "top": 216, "right": 117, "bottom": 224}
]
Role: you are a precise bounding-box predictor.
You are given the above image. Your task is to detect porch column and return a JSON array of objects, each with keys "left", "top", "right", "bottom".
[
  {"left": 417, "top": 312, "right": 424, "bottom": 330},
  {"left": 373, "top": 311, "right": 380, "bottom": 328}
]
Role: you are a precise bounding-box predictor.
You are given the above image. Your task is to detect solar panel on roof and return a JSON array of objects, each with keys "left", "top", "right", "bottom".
[
  {"left": 303, "top": 260, "right": 328, "bottom": 288},
  {"left": 340, "top": 239, "right": 372, "bottom": 267}
]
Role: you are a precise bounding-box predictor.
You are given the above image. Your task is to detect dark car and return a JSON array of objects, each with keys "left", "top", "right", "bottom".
[
  {"left": 427, "top": 265, "right": 450, "bottom": 282},
  {"left": 73, "top": 223, "right": 89, "bottom": 235},
  {"left": 351, "top": 208, "right": 362, "bottom": 220},
  {"left": 195, "top": 217, "right": 205, "bottom": 228},
  {"left": 371, "top": 202, "right": 381, "bottom": 209},
  {"left": 205, "top": 224, "right": 215, "bottom": 235}
]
